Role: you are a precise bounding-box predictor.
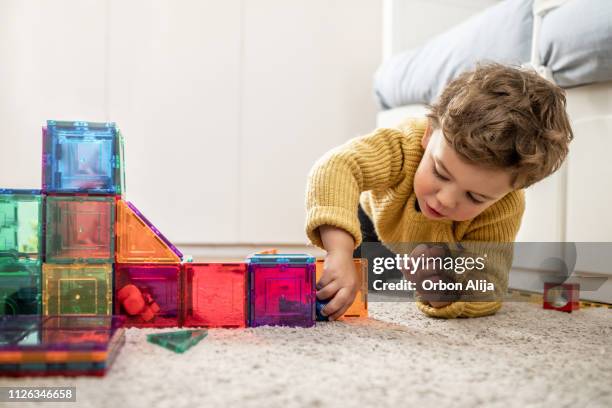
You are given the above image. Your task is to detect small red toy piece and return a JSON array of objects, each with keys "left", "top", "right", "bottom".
[
  {"left": 117, "top": 284, "right": 160, "bottom": 322},
  {"left": 543, "top": 282, "right": 580, "bottom": 312}
]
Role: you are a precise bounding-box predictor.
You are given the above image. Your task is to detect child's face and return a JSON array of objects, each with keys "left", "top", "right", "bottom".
[{"left": 414, "top": 128, "right": 514, "bottom": 222}]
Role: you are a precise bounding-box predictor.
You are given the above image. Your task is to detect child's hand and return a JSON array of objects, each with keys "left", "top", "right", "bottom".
[
  {"left": 316, "top": 250, "right": 358, "bottom": 320},
  {"left": 404, "top": 244, "right": 457, "bottom": 308},
  {"left": 317, "top": 225, "right": 358, "bottom": 320}
]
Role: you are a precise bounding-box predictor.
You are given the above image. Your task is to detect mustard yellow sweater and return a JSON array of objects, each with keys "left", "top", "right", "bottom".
[{"left": 305, "top": 117, "right": 525, "bottom": 318}]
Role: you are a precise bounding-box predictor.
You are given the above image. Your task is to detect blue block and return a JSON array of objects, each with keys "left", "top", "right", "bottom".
[
  {"left": 42, "top": 120, "right": 124, "bottom": 195},
  {"left": 316, "top": 299, "right": 329, "bottom": 321}
]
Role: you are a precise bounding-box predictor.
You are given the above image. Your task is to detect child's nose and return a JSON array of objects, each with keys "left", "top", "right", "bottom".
[{"left": 436, "top": 187, "right": 457, "bottom": 210}]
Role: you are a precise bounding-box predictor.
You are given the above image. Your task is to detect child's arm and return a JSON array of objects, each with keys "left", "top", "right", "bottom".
[
  {"left": 415, "top": 190, "right": 525, "bottom": 318},
  {"left": 306, "top": 126, "right": 421, "bottom": 319},
  {"left": 306, "top": 127, "right": 420, "bottom": 248}
]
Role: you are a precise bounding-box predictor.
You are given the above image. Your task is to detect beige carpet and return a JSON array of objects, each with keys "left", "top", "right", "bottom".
[{"left": 1, "top": 302, "right": 611, "bottom": 408}]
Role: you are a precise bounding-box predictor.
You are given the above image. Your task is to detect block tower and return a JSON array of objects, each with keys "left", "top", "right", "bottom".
[
  {"left": 0, "top": 120, "right": 184, "bottom": 324},
  {"left": 0, "top": 119, "right": 368, "bottom": 328}
]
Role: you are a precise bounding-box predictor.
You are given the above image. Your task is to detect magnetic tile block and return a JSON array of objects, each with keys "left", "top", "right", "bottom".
[
  {"left": 0, "top": 315, "right": 125, "bottom": 377},
  {"left": 116, "top": 200, "right": 182, "bottom": 263},
  {"left": 42, "top": 120, "right": 124, "bottom": 195},
  {"left": 316, "top": 299, "right": 329, "bottom": 321},
  {"left": 147, "top": 329, "right": 207, "bottom": 354},
  {"left": 45, "top": 195, "right": 115, "bottom": 263},
  {"left": 42, "top": 264, "right": 113, "bottom": 316},
  {"left": 316, "top": 259, "right": 368, "bottom": 319},
  {"left": 543, "top": 282, "right": 580, "bottom": 312},
  {"left": 115, "top": 264, "right": 181, "bottom": 327},
  {"left": 0, "top": 261, "right": 41, "bottom": 315},
  {"left": 183, "top": 263, "right": 247, "bottom": 328},
  {"left": 0, "top": 190, "right": 43, "bottom": 263},
  {"left": 248, "top": 254, "right": 315, "bottom": 328}
]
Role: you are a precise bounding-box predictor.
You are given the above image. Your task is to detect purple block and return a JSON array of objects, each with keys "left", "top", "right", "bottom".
[
  {"left": 248, "top": 257, "right": 315, "bottom": 327},
  {"left": 115, "top": 264, "right": 180, "bottom": 328}
]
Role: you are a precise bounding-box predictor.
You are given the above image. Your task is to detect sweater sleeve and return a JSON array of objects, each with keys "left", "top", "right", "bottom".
[
  {"left": 305, "top": 127, "right": 421, "bottom": 249},
  {"left": 416, "top": 190, "right": 525, "bottom": 318}
]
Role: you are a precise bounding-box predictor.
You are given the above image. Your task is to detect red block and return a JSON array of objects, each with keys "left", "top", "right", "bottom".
[
  {"left": 115, "top": 264, "right": 181, "bottom": 327},
  {"left": 543, "top": 282, "right": 580, "bottom": 312},
  {"left": 183, "top": 263, "right": 247, "bottom": 328}
]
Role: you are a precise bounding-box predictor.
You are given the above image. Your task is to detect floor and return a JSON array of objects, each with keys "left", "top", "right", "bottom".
[{"left": 1, "top": 301, "right": 611, "bottom": 408}]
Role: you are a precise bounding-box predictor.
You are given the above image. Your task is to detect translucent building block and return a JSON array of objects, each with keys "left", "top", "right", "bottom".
[
  {"left": 116, "top": 200, "right": 182, "bottom": 263},
  {"left": 42, "top": 120, "right": 125, "bottom": 195},
  {"left": 0, "top": 190, "right": 43, "bottom": 263},
  {"left": 115, "top": 264, "right": 180, "bottom": 327},
  {"left": 45, "top": 195, "right": 115, "bottom": 263},
  {"left": 42, "top": 264, "right": 113, "bottom": 316},
  {"left": 0, "top": 261, "right": 41, "bottom": 315},
  {"left": 248, "top": 254, "right": 315, "bottom": 328},
  {"left": 316, "top": 259, "right": 368, "bottom": 319},
  {"left": 0, "top": 315, "right": 125, "bottom": 377},
  {"left": 147, "top": 329, "right": 207, "bottom": 354},
  {"left": 183, "top": 263, "right": 247, "bottom": 328}
]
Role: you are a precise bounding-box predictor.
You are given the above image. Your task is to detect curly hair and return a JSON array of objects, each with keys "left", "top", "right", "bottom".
[{"left": 427, "top": 63, "right": 573, "bottom": 188}]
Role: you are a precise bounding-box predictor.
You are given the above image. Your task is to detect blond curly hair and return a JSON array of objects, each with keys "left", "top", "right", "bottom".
[{"left": 427, "top": 63, "right": 573, "bottom": 188}]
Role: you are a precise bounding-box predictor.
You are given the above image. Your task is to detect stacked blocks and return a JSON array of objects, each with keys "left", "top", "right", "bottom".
[
  {"left": 41, "top": 121, "right": 124, "bottom": 318},
  {"left": 315, "top": 259, "right": 368, "bottom": 319},
  {"left": 0, "top": 189, "right": 43, "bottom": 315},
  {"left": 1, "top": 118, "right": 369, "bottom": 330},
  {"left": 114, "top": 201, "right": 184, "bottom": 327},
  {"left": 248, "top": 254, "right": 316, "bottom": 328}
]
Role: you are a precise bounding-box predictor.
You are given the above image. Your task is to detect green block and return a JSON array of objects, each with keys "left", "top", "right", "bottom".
[
  {"left": 0, "top": 261, "right": 42, "bottom": 315},
  {"left": 147, "top": 330, "right": 208, "bottom": 354},
  {"left": 0, "top": 191, "right": 43, "bottom": 263}
]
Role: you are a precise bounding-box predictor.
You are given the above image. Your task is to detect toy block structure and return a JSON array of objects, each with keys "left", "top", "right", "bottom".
[
  {"left": 42, "top": 264, "right": 113, "bottom": 316},
  {"left": 543, "top": 282, "right": 580, "bottom": 312},
  {"left": 42, "top": 120, "right": 125, "bottom": 195},
  {"left": 0, "top": 189, "right": 44, "bottom": 316},
  {"left": 115, "top": 264, "right": 181, "bottom": 327},
  {"left": 315, "top": 258, "right": 368, "bottom": 319},
  {"left": 183, "top": 263, "right": 247, "bottom": 328},
  {"left": 1, "top": 117, "right": 371, "bottom": 375},
  {"left": 248, "top": 254, "right": 316, "bottom": 328},
  {"left": 0, "top": 315, "right": 125, "bottom": 377}
]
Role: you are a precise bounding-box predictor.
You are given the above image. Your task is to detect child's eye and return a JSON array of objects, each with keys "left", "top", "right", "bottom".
[
  {"left": 432, "top": 165, "right": 449, "bottom": 181},
  {"left": 467, "top": 193, "right": 484, "bottom": 204}
]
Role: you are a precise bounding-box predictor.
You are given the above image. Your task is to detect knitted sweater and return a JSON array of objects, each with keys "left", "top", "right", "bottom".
[{"left": 305, "top": 117, "right": 525, "bottom": 318}]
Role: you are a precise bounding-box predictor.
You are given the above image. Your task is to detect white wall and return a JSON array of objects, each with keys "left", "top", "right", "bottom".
[{"left": 0, "top": 0, "right": 382, "bottom": 246}]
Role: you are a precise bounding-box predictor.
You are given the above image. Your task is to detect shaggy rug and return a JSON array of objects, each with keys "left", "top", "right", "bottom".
[{"left": 1, "top": 301, "right": 611, "bottom": 408}]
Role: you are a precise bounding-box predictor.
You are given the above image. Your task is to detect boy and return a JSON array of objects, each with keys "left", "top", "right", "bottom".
[{"left": 305, "top": 63, "right": 573, "bottom": 319}]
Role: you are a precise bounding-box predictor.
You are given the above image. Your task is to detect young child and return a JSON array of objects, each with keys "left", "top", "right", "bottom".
[{"left": 305, "top": 63, "right": 573, "bottom": 320}]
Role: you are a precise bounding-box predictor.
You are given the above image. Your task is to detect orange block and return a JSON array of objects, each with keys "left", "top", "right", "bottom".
[
  {"left": 316, "top": 258, "right": 368, "bottom": 318},
  {"left": 116, "top": 200, "right": 182, "bottom": 263}
]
